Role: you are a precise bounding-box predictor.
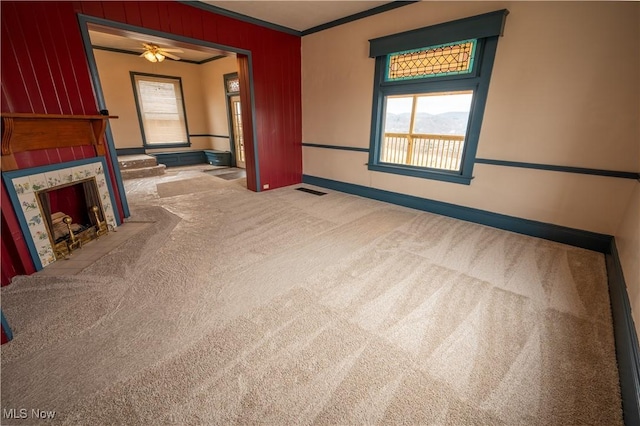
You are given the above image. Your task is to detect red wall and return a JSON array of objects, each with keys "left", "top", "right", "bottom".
[
  {"left": 74, "top": 1, "right": 303, "bottom": 190},
  {"left": 1, "top": 1, "right": 302, "bottom": 285}
]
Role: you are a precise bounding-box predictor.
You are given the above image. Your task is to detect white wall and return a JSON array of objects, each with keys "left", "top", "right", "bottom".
[
  {"left": 302, "top": 1, "right": 639, "bottom": 236},
  {"left": 94, "top": 50, "right": 237, "bottom": 152}
]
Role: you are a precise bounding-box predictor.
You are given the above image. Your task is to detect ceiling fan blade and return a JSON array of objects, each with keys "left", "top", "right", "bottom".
[
  {"left": 139, "top": 52, "right": 147, "bottom": 57},
  {"left": 159, "top": 48, "right": 184, "bottom": 53},
  {"left": 163, "top": 52, "right": 181, "bottom": 61}
]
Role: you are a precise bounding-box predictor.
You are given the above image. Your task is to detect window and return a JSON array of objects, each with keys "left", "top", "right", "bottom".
[
  {"left": 131, "top": 73, "right": 190, "bottom": 148},
  {"left": 382, "top": 91, "right": 472, "bottom": 171},
  {"left": 225, "top": 75, "right": 240, "bottom": 94},
  {"left": 368, "top": 10, "right": 508, "bottom": 184},
  {"left": 387, "top": 40, "right": 476, "bottom": 81}
]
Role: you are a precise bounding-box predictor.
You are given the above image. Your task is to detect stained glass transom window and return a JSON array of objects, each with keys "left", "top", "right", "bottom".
[
  {"left": 226, "top": 78, "right": 240, "bottom": 93},
  {"left": 386, "top": 39, "right": 476, "bottom": 81}
]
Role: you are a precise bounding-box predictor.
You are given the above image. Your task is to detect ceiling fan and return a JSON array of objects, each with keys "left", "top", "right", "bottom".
[{"left": 138, "top": 43, "right": 183, "bottom": 63}]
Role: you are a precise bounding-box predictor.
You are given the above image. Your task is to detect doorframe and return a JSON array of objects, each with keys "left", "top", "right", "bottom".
[
  {"left": 223, "top": 72, "right": 240, "bottom": 168},
  {"left": 76, "top": 14, "right": 262, "bottom": 198}
]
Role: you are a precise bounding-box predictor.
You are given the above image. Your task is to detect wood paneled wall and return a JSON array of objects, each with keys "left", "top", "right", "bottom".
[
  {"left": 1, "top": 1, "right": 303, "bottom": 285},
  {"left": 75, "top": 0, "right": 303, "bottom": 190}
]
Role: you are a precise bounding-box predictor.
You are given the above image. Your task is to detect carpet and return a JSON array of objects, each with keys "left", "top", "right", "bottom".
[
  {"left": 205, "top": 168, "right": 247, "bottom": 181},
  {"left": 0, "top": 174, "right": 622, "bottom": 424},
  {"left": 156, "top": 175, "right": 229, "bottom": 198}
]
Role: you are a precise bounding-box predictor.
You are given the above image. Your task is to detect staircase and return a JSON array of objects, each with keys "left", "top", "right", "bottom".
[{"left": 117, "top": 154, "right": 166, "bottom": 179}]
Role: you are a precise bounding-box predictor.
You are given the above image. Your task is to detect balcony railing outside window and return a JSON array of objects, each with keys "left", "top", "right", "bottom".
[
  {"left": 380, "top": 91, "right": 471, "bottom": 173},
  {"left": 381, "top": 133, "right": 465, "bottom": 171}
]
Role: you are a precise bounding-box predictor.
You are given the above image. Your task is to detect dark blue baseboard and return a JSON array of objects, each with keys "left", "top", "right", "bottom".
[
  {"left": 607, "top": 242, "right": 640, "bottom": 425},
  {"left": 204, "top": 150, "right": 231, "bottom": 167},
  {"left": 302, "top": 174, "right": 613, "bottom": 253},
  {"left": 151, "top": 150, "right": 231, "bottom": 168},
  {"left": 152, "top": 151, "right": 206, "bottom": 167}
]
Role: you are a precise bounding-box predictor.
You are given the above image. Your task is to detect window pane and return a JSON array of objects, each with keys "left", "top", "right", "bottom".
[
  {"left": 134, "top": 75, "right": 188, "bottom": 145},
  {"left": 226, "top": 78, "right": 240, "bottom": 93},
  {"left": 380, "top": 91, "right": 472, "bottom": 171},
  {"left": 384, "top": 97, "right": 413, "bottom": 133},
  {"left": 387, "top": 39, "right": 476, "bottom": 81},
  {"left": 413, "top": 92, "right": 472, "bottom": 135}
]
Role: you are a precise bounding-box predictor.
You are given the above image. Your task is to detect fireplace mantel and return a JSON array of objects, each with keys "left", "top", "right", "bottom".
[{"left": 1, "top": 113, "right": 118, "bottom": 171}]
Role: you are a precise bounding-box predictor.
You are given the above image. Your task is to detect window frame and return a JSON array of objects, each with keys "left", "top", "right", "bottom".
[
  {"left": 368, "top": 10, "right": 508, "bottom": 185},
  {"left": 130, "top": 72, "right": 191, "bottom": 149}
]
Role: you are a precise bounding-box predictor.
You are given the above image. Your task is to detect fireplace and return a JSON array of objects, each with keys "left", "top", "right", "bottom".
[
  {"left": 1, "top": 113, "right": 120, "bottom": 277},
  {"left": 37, "top": 177, "right": 110, "bottom": 259},
  {"left": 2, "top": 158, "right": 118, "bottom": 269}
]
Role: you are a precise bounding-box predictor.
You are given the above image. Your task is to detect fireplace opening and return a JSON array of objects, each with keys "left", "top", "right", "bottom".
[{"left": 36, "top": 178, "right": 109, "bottom": 260}]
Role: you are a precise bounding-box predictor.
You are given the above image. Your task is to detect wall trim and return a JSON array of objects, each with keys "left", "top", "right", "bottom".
[
  {"left": 302, "top": 143, "right": 369, "bottom": 153},
  {"left": 301, "top": 144, "right": 639, "bottom": 181},
  {"left": 92, "top": 45, "right": 202, "bottom": 64},
  {"left": 180, "top": 1, "right": 300, "bottom": 36},
  {"left": 78, "top": 15, "right": 131, "bottom": 218},
  {"left": 302, "top": 1, "right": 419, "bottom": 36},
  {"left": 302, "top": 174, "right": 613, "bottom": 253},
  {"left": 92, "top": 46, "right": 227, "bottom": 65},
  {"left": 197, "top": 55, "right": 228, "bottom": 64},
  {"left": 190, "top": 134, "right": 230, "bottom": 139},
  {"left": 368, "top": 9, "right": 508, "bottom": 58},
  {"left": 476, "top": 158, "right": 640, "bottom": 180},
  {"left": 183, "top": 1, "right": 418, "bottom": 37},
  {"left": 606, "top": 241, "right": 640, "bottom": 425}
]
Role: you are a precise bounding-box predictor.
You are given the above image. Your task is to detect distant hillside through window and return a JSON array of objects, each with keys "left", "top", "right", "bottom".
[{"left": 384, "top": 111, "right": 470, "bottom": 135}]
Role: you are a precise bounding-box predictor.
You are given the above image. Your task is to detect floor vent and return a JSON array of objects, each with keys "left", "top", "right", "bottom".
[{"left": 295, "top": 187, "right": 327, "bottom": 196}]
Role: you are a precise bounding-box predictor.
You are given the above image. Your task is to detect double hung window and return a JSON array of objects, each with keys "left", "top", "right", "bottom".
[
  {"left": 368, "top": 10, "right": 508, "bottom": 184},
  {"left": 132, "top": 73, "right": 190, "bottom": 148}
]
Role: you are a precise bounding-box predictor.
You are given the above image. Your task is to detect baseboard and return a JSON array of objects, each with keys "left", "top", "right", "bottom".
[
  {"left": 607, "top": 242, "right": 640, "bottom": 425},
  {"left": 116, "top": 147, "right": 146, "bottom": 156},
  {"left": 152, "top": 151, "right": 207, "bottom": 167},
  {"left": 302, "top": 175, "right": 613, "bottom": 253}
]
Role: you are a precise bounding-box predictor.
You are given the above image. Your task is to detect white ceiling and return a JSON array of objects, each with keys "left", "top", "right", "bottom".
[
  {"left": 88, "top": 24, "right": 234, "bottom": 63},
  {"left": 200, "top": 1, "right": 391, "bottom": 32}
]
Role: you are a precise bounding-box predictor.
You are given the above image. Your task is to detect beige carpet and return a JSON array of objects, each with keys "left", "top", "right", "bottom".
[
  {"left": 1, "top": 170, "right": 622, "bottom": 425},
  {"left": 156, "top": 174, "right": 231, "bottom": 198}
]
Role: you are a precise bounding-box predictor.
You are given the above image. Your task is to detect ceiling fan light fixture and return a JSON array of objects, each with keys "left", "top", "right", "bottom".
[
  {"left": 139, "top": 43, "right": 182, "bottom": 63},
  {"left": 143, "top": 51, "right": 157, "bottom": 63}
]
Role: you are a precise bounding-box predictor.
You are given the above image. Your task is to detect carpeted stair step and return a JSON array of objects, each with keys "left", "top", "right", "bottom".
[
  {"left": 117, "top": 154, "right": 158, "bottom": 170},
  {"left": 118, "top": 154, "right": 166, "bottom": 179},
  {"left": 120, "top": 164, "right": 166, "bottom": 180}
]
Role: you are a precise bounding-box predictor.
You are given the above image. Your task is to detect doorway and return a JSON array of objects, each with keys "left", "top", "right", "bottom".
[
  {"left": 77, "top": 15, "right": 261, "bottom": 197},
  {"left": 224, "top": 73, "right": 245, "bottom": 169}
]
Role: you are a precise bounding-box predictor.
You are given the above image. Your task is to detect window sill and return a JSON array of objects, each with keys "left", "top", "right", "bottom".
[
  {"left": 368, "top": 163, "right": 473, "bottom": 185},
  {"left": 143, "top": 142, "right": 191, "bottom": 149}
]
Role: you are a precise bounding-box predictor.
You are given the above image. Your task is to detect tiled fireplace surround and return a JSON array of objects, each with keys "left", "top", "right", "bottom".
[
  {"left": 1, "top": 113, "right": 121, "bottom": 275},
  {"left": 3, "top": 158, "right": 118, "bottom": 270}
]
